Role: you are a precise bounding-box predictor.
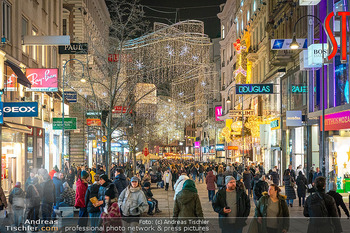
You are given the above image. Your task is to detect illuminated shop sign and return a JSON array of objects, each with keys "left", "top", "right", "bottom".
[
  {"left": 286, "top": 111, "right": 302, "bottom": 127},
  {"left": 324, "top": 11, "right": 350, "bottom": 62},
  {"left": 270, "top": 118, "right": 281, "bottom": 130},
  {"left": 291, "top": 85, "right": 308, "bottom": 93},
  {"left": 320, "top": 111, "right": 350, "bottom": 131},
  {"left": 215, "top": 106, "right": 223, "bottom": 121},
  {"left": 236, "top": 84, "right": 273, "bottom": 94},
  {"left": 308, "top": 44, "right": 328, "bottom": 66},
  {"left": 216, "top": 144, "right": 225, "bottom": 151}
]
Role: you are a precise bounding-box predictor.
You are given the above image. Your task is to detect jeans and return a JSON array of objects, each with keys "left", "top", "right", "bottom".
[
  {"left": 208, "top": 190, "right": 215, "bottom": 201},
  {"left": 286, "top": 199, "right": 294, "bottom": 205},
  {"left": 199, "top": 173, "right": 204, "bottom": 183},
  {"left": 192, "top": 174, "right": 197, "bottom": 181},
  {"left": 89, "top": 212, "right": 101, "bottom": 232},
  {"left": 12, "top": 208, "right": 24, "bottom": 226},
  {"left": 77, "top": 207, "right": 88, "bottom": 233},
  {"left": 299, "top": 197, "right": 305, "bottom": 206},
  {"left": 147, "top": 201, "right": 155, "bottom": 214},
  {"left": 42, "top": 202, "right": 54, "bottom": 221},
  {"left": 27, "top": 206, "right": 40, "bottom": 225}
]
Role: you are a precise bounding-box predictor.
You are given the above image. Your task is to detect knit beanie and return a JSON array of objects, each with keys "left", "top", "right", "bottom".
[
  {"left": 225, "top": 175, "right": 235, "bottom": 185},
  {"left": 105, "top": 187, "right": 116, "bottom": 199},
  {"left": 100, "top": 174, "right": 109, "bottom": 182},
  {"left": 143, "top": 182, "right": 151, "bottom": 188},
  {"left": 81, "top": 170, "right": 89, "bottom": 180}
]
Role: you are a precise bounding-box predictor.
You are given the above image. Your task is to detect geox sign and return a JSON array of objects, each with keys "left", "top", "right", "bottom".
[
  {"left": 58, "top": 43, "right": 88, "bottom": 54},
  {"left": 3, "top": 102, "right": 39, "bottom": 117}
]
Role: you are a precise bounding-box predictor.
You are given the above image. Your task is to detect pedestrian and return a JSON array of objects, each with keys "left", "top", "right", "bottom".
[
  {"left": 142, "top": 182, "right": 161, "bottom": 215},
  {"left": 67, "top": 168, "right": 76, "bottom": 188},
  {"left": 312, "top": 167, "right": 322, "bottom": 184},
  {"left": 216, "top": 166, "right": 225, "bottom": 188},
  {"left": 118, "top": 177, "right": 148, "bottom": 233},
  {"left": 90, "top": 168, "right": 96, "bottom": 184},
  {"left": 205, "top": 170, "right": 217, "bottom": 202},
  {"left": 25, "top": 180, "right": 41, "bottom": 227},
  {"left": 141, "top": 171, "right": 151, "bottom": 186},
  {"left": 59, "top": 182, "right": 75, "bottom": 207},
  {"left": 100, "top": 187, "right": 122, "bottom": 233},
  {"left": 171, "top": 168, "right": 179, "bottom": 190},
  {"left": 113, "top": 168, "right": 128, "bottom": 195},
  {"left": 75, "top": 170, "right": 90, "bottom": 233},
  {"left": 212, "top": 176, "right": 251, "bottom": 233},
  {"left": 270, "top": 168, "right": 279, "bottom": 186},
  {"left": 251, "top": 172, "right": 260, "bottom": 204},
  {"left": 327, "top": 182, "right": 349, "bottom": 218},
  {"left": 285, "top": 164, "right": 296, "bottom": 180},
  {"left": 254, "top": 184, "right": 289, "bottom": 233},
  {"left": 9, "top": 182, "right": 25, "bottom": 227},
  {"left": 53, "top": 172, "right": 64, "bottom": 207},
  {"left": 253, "top": 175, "right": 269, "bottom": 206},
  {"left": 163, "top": 169, "right": 172, "bottom": 191},
  {"left": 85, "top": 174, "right": 101, "bottom": 233},
  {"left": 49, "top": 165, "right": 59, "bottom": 179},
  {"left": 41, "top": 174, "right": 56, "bottom": 222},
  {"left": 198, "top": 165, "right": 204, "bottom": 183},
  {"left": 304, "top": 176, "right": 342, "bottom": 233},
  {"left": 174, "top": 173, "right": 190, "bottom": 200},
  {"left": 38, "top": 164, "right": 49, "bottom": 178},
  {"left": 25, "top": 172, "right": 36, "bottom": 191},
  {"left": 173, "top": 179, "right": 203, "bottom": 227},
  {"left": 296, "top": 171, "right": 307, "bottom": 207},
  {"left": 191, "top": 166, "right": 198, "bottom": 181},
  {"left": 243, "top": 168, "right": 253, "bottom": 197},
  {"left": 96, "top": 174, "right": 117, "bottom": 210},
  {"left": 283, "top": 170, "right": 296, "bottom": 207}
]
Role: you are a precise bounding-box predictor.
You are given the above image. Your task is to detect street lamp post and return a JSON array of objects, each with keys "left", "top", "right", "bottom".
[
  {"left": 290, "top": 15, "right": 326, "bottom": 176},
  {"left": 61, "top": 59, "right": 85, "bottom": 170}
]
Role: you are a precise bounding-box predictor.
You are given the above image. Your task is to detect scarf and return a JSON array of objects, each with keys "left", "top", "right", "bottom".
[{"left": 182, "top": 179, "right": 197, "bottom": 193}]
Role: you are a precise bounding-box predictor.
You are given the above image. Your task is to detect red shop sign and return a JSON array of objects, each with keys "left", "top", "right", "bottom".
[
  {"left": 108, "top": 54, "right": 132, "bottom": 63},
  {"left": 86, "top": 118, "right": 101, "bottom": 126},
  {"left": 320, "top": 111, "right": 350, "bottom": 131},
  {"left": 112, "top": 106, "right": 132, "bottom": 114}
]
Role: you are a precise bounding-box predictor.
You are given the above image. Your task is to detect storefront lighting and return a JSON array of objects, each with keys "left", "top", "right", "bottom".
[
  {"left": 226, "top": 96, "right": 231, "bottom": 104},
  {"left": 80, "top": 77, "right": 86, "bottom": 83}
]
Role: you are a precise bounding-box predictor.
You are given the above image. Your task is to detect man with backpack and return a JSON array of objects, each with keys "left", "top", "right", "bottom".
[{"left": 304, "top": 176, "right": 342, "bottom": 233}]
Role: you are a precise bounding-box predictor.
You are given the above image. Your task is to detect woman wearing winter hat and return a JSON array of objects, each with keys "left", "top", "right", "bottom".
[{"left": 101, "top": 187, "right": 122, "bottom": 233}]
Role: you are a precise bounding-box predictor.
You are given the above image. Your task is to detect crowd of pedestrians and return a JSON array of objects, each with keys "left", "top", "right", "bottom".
[{"left": 0, "top": 160, "right": 348, "bottom": 233}]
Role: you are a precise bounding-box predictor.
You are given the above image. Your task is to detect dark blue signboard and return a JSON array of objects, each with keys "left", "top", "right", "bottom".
[
  {"left": 236, "top": 84, "right": 274, "bottom": 94},
  {"left": 216, "top": 144, "right": 225, "bottom": 151},
  {"left": 3, "top": 102, "right": 38, "bottom": 117},
  {"left": 64, "top": 91, "right": 77, "bottom": 103}
]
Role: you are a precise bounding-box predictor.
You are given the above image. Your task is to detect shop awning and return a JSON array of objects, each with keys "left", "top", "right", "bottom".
[
  {"left": 3, "top": 122, "right": 32, "bottom": 134},
  {"left": 4, "top": 60, "right": 32, "bottom": 88}
]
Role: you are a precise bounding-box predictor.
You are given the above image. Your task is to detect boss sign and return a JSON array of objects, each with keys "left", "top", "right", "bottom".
[
  {"left": 3, "top": 102, "right": 39, "bottom": 117},
  {"left": 324, "top": 11, "right": 350, "bottom": 63}
]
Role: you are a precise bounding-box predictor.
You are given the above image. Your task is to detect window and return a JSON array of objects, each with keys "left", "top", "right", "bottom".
[
  {"left": 2, "top": 1, "right": 11, "bottom": 41},
  {"left": 253, "top": 0, "right": 256, "bottom": 11},
  {"left": 32, "top": 27, "right": 38, "bottom": 60},
  {"left": 41, "top": 45, "right": 46, "bottom": 67},
  {"left": 241, "top": 20, "right": 244, "bottom": 31},
  {"left": 22, "top": 17, "right": 28, "bottom": 53},
  {"left": 63, "top": 19, "right": 67, "bottom": 35},
  {"left": 247, "top": 11, "right": 250, "bottom": 22}
]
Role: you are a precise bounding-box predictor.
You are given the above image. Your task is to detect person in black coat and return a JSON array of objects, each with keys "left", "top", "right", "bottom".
[
  {"left": 304, "top": 177, "right": 342, "bottom": 233},
  {"left": 85, "top": 174, "right": 101, "bottom": 231},
  {"left": 243, "top": 168, "right": 253, "bottom": 197},
  {"left": 96, "top": 174, "right": 117, "bottom": 209},
  {"left": 283, "top": 170, "right": 296, "bottom": 207},
  {"left": 113, "top": 168, "right": 128, "bottom": 195},
  {"left": 26, "top": 180, "right": 42, "bottom": 227},
  {"left": 67, "top": 168, "right": 76, "bottom": 188},
  {"left": 41, "top": 175, "right": 56, "bottom": 222},
  {"left": 253, "top": 175, "right": 269, "bottom": 206},
  {"left": 270, "top": 168, "right": 279, "bottom": 185},
  {"left": 327, "top": 182, "right": 349, "bottom": 218},
  {"left": 296, "top": 171, "right": 307, "bottom": 207}
]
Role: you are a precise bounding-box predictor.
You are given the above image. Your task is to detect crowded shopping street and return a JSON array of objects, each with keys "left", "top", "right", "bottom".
[{"left": 1, "top": 0, "right": 350, "bottom": 232}]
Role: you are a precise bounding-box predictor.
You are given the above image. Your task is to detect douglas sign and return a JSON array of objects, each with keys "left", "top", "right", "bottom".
[{"left": 324, "top": 11, "right": 350, "bottom": 63}]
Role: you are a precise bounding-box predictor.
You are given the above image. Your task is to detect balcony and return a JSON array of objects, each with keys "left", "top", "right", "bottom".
[{"left": 269, "top": 50, "right": 294, "bottom": 66}]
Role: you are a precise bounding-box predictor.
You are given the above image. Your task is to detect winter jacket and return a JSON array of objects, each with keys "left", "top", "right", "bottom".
[
  {"left": 173, "top": 189, "right": 203, "bottom": 218},
  {"left": 99, "top": 181, "right": 117, "bottom": 207},
  {"left": 85, "top": 182, "right": 101, "bottom": 213},
  {"left": 327, "top": 190, "right": 350, "bottom": 218},
  {"left": 113, "top": 174, "right": 128, "bottom": 195},
  {"left": 270, "top": 171, "right": 279, "bottom": 185},
  {"left": 216, "top": 173, "right": 225, "bottom": 188},
  {"left": 75, "top": 179, "right": 88, "bottom": 208},
  {"left": 67, "top": 172, "right": 75, "bottom": 188},
  {"left": 283, "top": 175, "right": 296, "bottom": 200},
  {"left": 171, "top": 172, "right": 178, "bottom": 182},
  {"left": 26, "top": 184, "right": 41, "bottom": 208},
  {"left": 101, "top": 198, "right": 122, "bottom": 233},
  {"left": 142, "top": 188, "right": 154, "bottom": 199},
  {"left": 174, "top": 175, "right": 189, "bottom": 200},
  {"left": 296, "top": 175, "right": 308, "bottom": 198},
  {"left": 25, "top": 177, "right": 35, "bottom": 191},
  {"left": 53, "top": 177, "right": 64, "bottom": 201},
  {"left": 60, "top": 186, "right": 75, "bottom": 206},
  {"left": 118, "top": 186, "right": 148, "bottom": 216},
  {"left": 49, "top": 170, "right": 57, "bottom": 179},
  {"left": 163, "top": 171, "right": 172, "bottom": 184},
  {"left": 212, "top": 187, "right": 251, "bottom": 228},
  {"left": 243, "top": 171, "right": 253, "bottom": 189},
  {"left": 251, "top": 175, "right": 260, "bottom": 190},
  {"left": 253, "top": 180, "right": 269, "bottom": 201},
  {"left": 0, "top": 186, "right": 7, "bottom": 208},
  {"left": 9, "top": 187, "right": 25, "bottom": 209},
  {"left": 285, "top": 169, "right": 296, "bottom": 180},
  {"left": 304, "top": 191, "right": 342, "bottom": 233},
  {"left": 205, "top": 171, "right": 217, "bottom": 190},
  {"left": 41, "top": 179, "right": 56, "bottom": 204},
  {"left": 255, "top": 192, "right": 289, "bottom": 233},
  {"left": 312, "top": 171, "right": 323, "bottom": 183}
]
